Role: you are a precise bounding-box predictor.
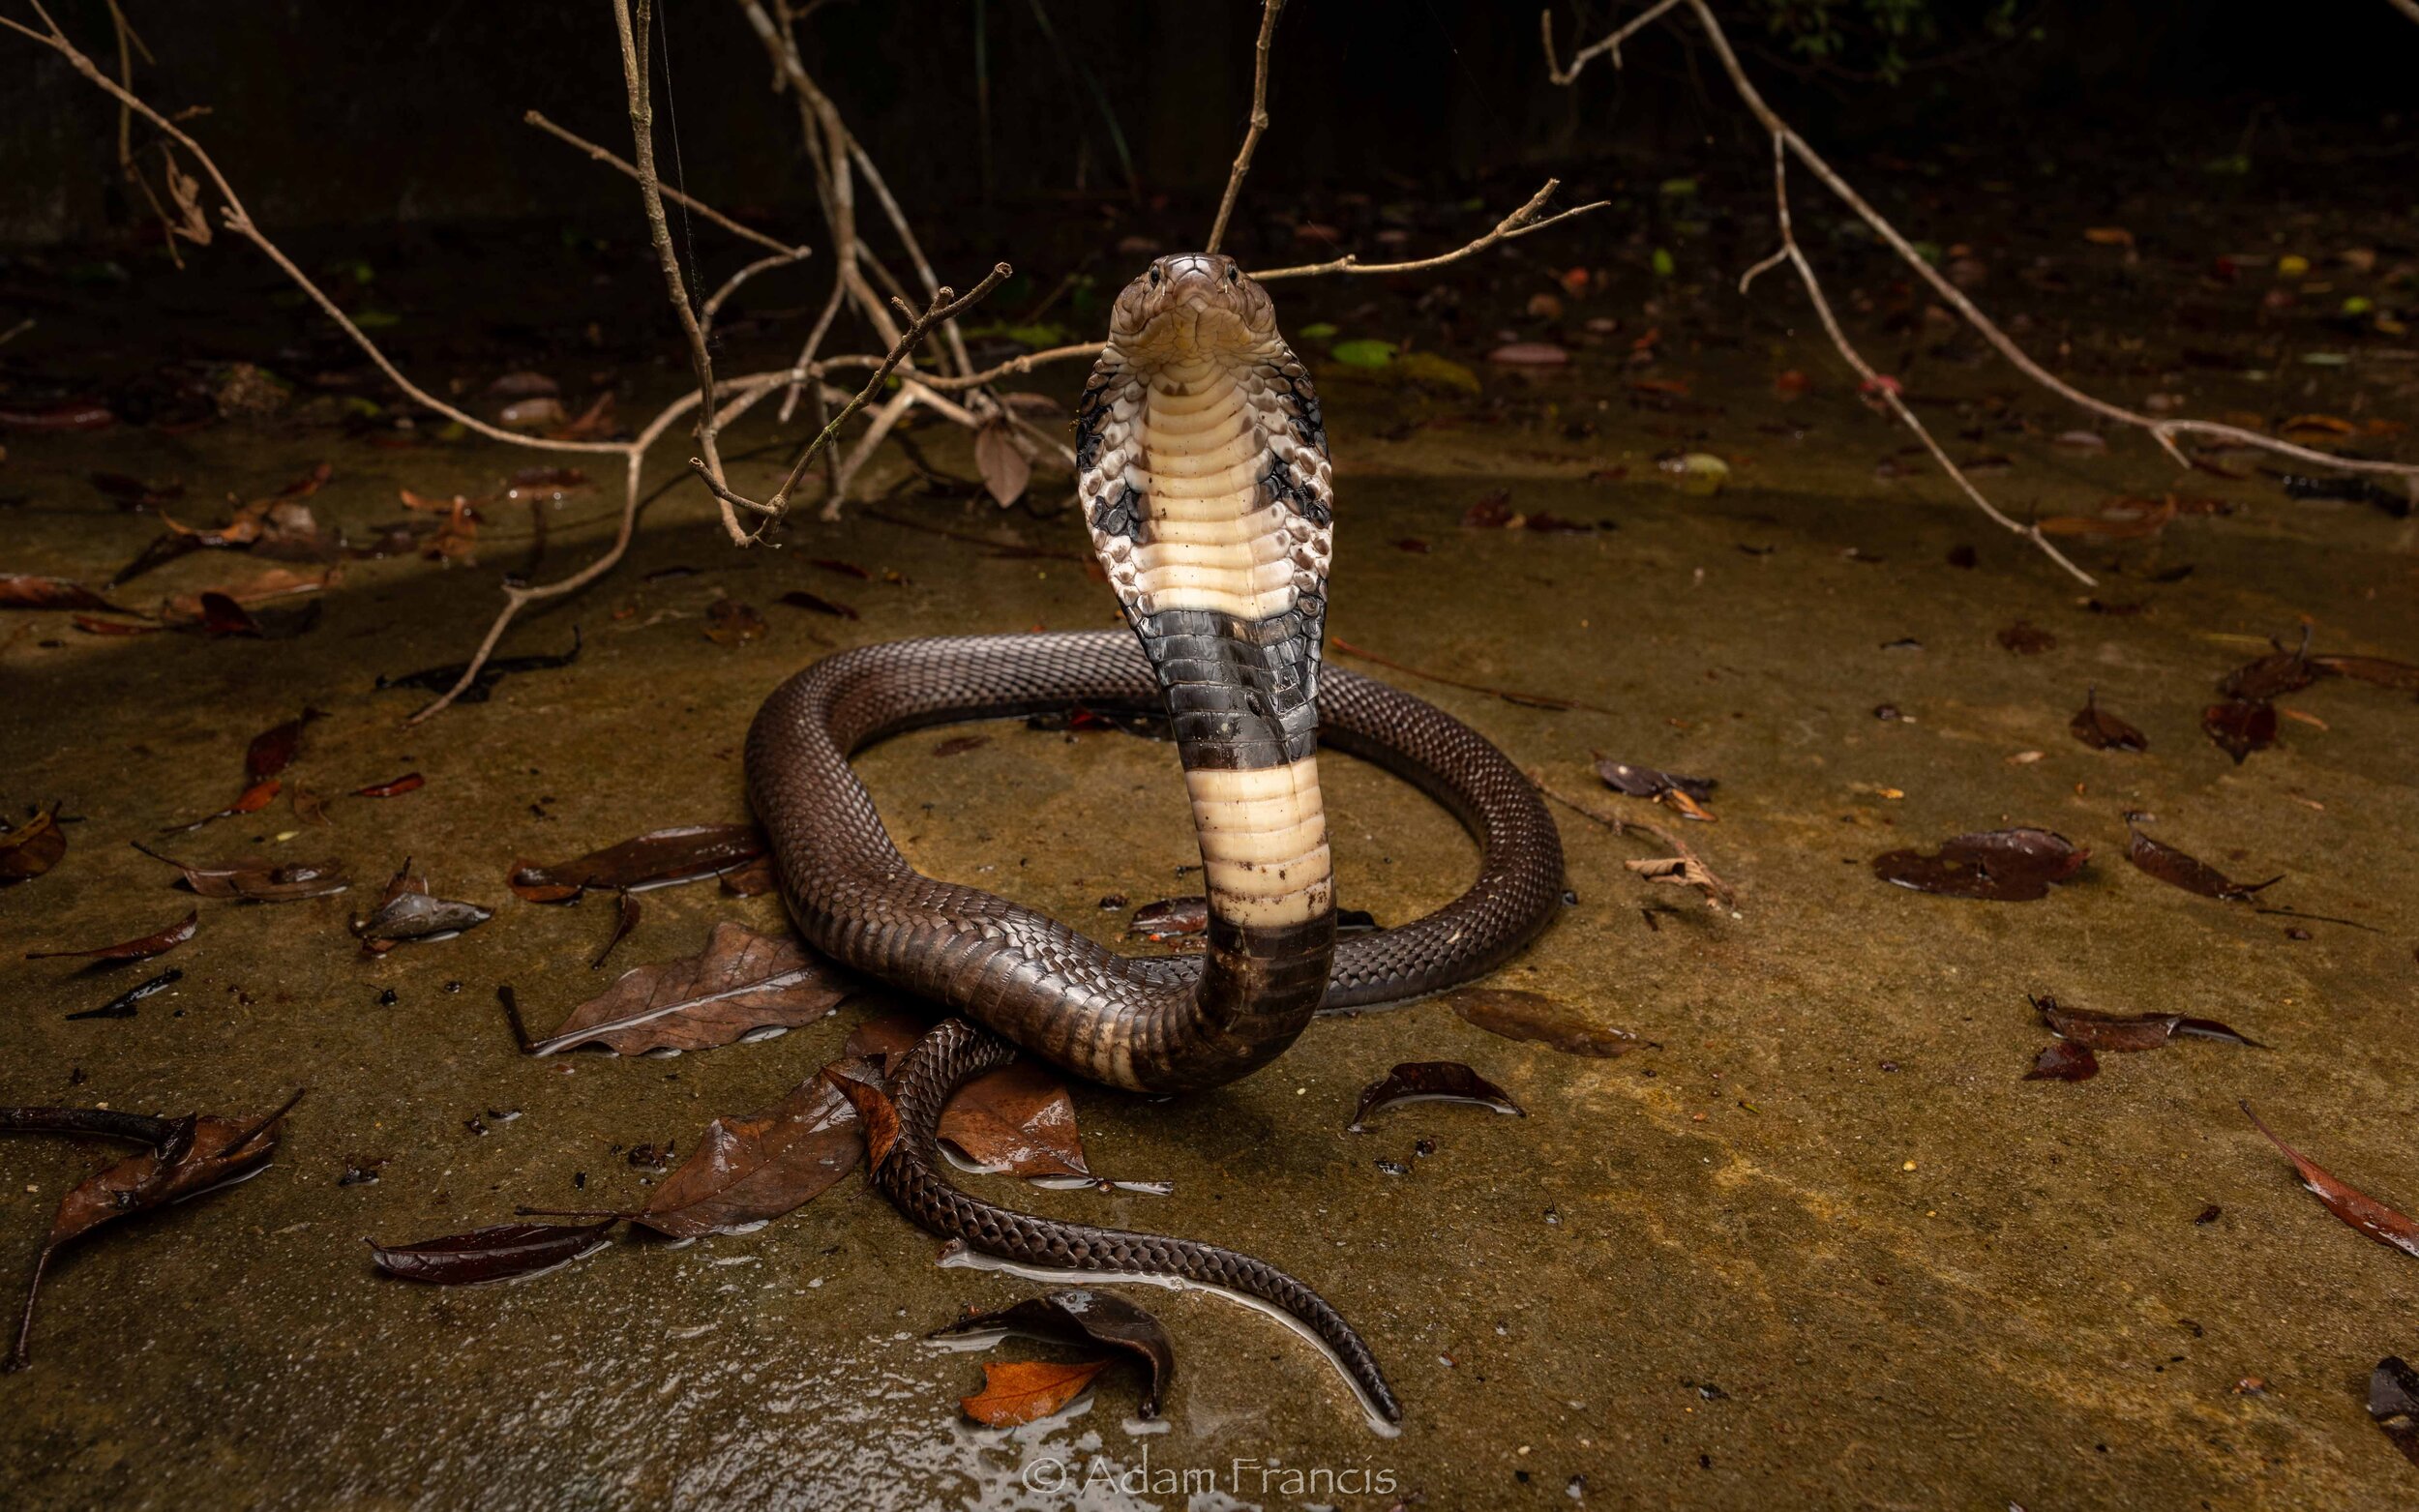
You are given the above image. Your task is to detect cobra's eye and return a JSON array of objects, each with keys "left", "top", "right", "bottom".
[
  {"left": 1227, "top": 267, "right": 1240, "bottom": 284},
  {"left": 1148, "top": 267, "right": 1161, "bottom": 285}
]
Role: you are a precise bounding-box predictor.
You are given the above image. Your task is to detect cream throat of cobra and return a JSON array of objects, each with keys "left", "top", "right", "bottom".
[{"left": 1079, "top": 289, "right": 1338, "bottom": 941}]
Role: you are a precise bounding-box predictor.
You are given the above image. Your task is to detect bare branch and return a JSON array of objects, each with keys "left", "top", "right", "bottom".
[
  {"left": 1206, "top": 0, "right": 1286, "bottom": 255},
  {"left": 523, "top": 110, "right": 809, "bottom": 258},
  {"left": 1535, "top": 777, "right": 1737, "bottom": 910},
  {"left": 1753, "top": 134, "right": 2094, "bottom": 584},
  {"left": 689, "top": 265, "right": 1013, "bottom": 524},
  {"left": 1542, "top": 0, "right": 2419, "bottom": 499},
  {"left": 1254, "top": 180, "right": 1608, "bottom": 280}
]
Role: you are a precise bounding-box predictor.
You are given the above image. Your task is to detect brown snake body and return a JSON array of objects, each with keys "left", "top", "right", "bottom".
[{"left": 746, "top": 256, "right": 1564, "bottom": 1422}]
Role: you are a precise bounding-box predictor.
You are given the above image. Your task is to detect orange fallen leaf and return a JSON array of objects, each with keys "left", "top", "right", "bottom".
[
  {"left": 960, "top": 1358, "right": 1110, "bottom": 1427},
  {"left": 2082, "top": 226, "right": 2135, "bottom": 248}
]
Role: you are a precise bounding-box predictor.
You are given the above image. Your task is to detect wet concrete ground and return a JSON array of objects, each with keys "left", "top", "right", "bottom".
[{"left": 5, "top": 162, "right": 2419, "bottom": 1508}]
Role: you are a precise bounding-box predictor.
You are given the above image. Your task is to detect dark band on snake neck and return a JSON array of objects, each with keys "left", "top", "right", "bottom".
[{"left": 746, "top": 253, "right": 1565, "bottom": 1424}]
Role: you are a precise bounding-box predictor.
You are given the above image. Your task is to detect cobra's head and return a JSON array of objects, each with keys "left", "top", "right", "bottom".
[{"left": 1107, "top": 253, "right": 1277, "bottom": 368}]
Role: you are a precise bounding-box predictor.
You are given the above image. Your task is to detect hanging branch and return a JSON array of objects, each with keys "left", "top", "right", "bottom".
[
  {"left": 1541, "top": 1, "right": 2419, "bottom": 505},
  {"left": 1205, "top": 0, "right": 1286, "bottom": 254},
  {"left": 1744, "top": 134, "right": 2094, "bottom": 584},
  {"left": 1255, "top": 179, "right": 1609, "bottom": 281}
]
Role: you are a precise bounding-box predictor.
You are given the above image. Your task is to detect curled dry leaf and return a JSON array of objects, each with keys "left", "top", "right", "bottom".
[
  {"left": 528, "top": 921, "right": 852, "bottom": 1055},
  {"left": 509, "top": 823, "right": 765, "bottom": 903},
  {"left": 25, "top": 908, "right": 197, "bottom": 964},
  {"left": 158, "top": 777, "right": 283, "bottom": 835},
  {"left": 934, "top": 1290, "right": 1174, "bottom": 1417},
  {"left": 590, "top": 892, "right": 642, "bottom": 971},
  {"left": 1871, "top": 828, "right": 2088, "bottom": 902},
  {"left": 638, "top": 1079, "right": 861, "bottom": 1239},
  {"left": 2032, "top": 993, "right": 2263, "bottom": 1050},
  {"left": 1351, "top": 1062, "right": 1525, "bottom": 1131},
  {"left": 2069, "top": 689, "right": 2146, "bottom": 753},
  {"left": 2124, "top": 819, "right": 2282, "bottom": 903},
  {"left": 350, "top": 859, "right": 493, "bottom": 955},
  {"left": 367, "top": 1221, "right": 614, "bottom": 1286},
  {"left": 960, "top": 1358, "right": 1109, "bottom": 1427},
  {"left": 2371, "top": 1357, "right": 2419, "bottom": 1468},
  {"left": 2201, "top": 699, "right": 2278, "bottom": 764},
  {"left": 0, "top": 806, "right": 67, "bottom": 887},
  {"left": 2241, "top": 1103, "right": 2419, "bottom": 1260},
  {"left": 10, "top": 1096, "right": 295, "bottom": 1368},
  {"left": 133, "top": 842, "right": 347, "bottom": 901},
  {"left": 1448, "top": 989, "right": 1636, "bottom": 1058},
  {"left": 2024, "top": 1040, "right": 2099, "bottom": 1081}
]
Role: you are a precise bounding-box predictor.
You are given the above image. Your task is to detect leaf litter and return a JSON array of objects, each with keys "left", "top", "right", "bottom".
[
  {"left": 2240, "top": 1104, "right": 2419, "bottom": 1260},
  {"left": 1351, "top": 1063, "right": 1526, "bottom": 1131},
  {"left": 527, "top": 922, "right": 854, "bottom": 1055},
  {"left": 1870, "top": 828, "right": 2088, "bottom": 901},
  {"left": 933, "top": 1290, "right": 1175, "bottom": 1417},
  {"left": 2123, "top": 816, "right": 2282, "bottom": 902}
]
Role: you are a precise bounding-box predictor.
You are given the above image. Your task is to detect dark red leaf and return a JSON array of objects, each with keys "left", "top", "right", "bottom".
[
  {"left": 24, "top": 908, "right": 197, "bottom": 963},
  {"left": 2033, "top": 993, "right": 2263, "bottom": 1051},
  {"left": 2314, "top": 655, "right": 2419, "bottom": 696},
  {"left": 2069, "top": 689, "right": 2146, "bottom": 752},
  {"left": 1871, "top": 828, "right": 2088, "bottom": 901},
  {"left": 2124, "top": 820, "right": 2282, "bottom": 903},
  {"left": 938, "top": 1061, "right": 1090, "bottom": 1179},
  {"left": 637, "top": 1079, "right": 862, "bottom": 1239},
  {"left": 509, "top": 823, "right": 765, "bottom": 903},
  {"left": 704, "top": 599, "right": 767, "bottom": 645},
  {"left": 2201, "top": 699, "right": 2277, "bottom": 763},
  {"left": 590, "top": 891, "right": 642, "bottom": 970},
  {"left": 245, "top": 709, "right": 325, "bottom": 782},
  {"left": 1350, "top": 1062, "right": 1525, "bottom": 1131},
  {"left": 367, "top": 1221, "right": 613, "bottom": 1286},
  {"left": 2024, "top": 1040, "right": 2099, "bottom": 1081},
  {"left": 2219, "top": 637, "right": 2322, "bottom": 700},
  {"left": 2241, "top": 1104, "right": 2419, "bottom": 1260},
  {"left": 528, "top": 921, "right": 851, "bottom": 1055},
  {"left": 822, "top": 1057, "right": 901, "bottom": 1170},
  {"left": 1448, "top": 989, "right": 1636, "bottom": 1057},
  {"left": 353, "top": 772, "right": 424, "bottom": 798},
  {"left": 810, "top": 557, "right": 872, "bottom": 579}
]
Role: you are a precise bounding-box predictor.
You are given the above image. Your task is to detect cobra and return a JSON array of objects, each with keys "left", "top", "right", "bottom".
[{"left": 745, "top": 253, "right": 1565, "bottom": 1423}]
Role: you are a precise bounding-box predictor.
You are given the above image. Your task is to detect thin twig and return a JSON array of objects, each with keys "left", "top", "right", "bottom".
[
  {"left": 1753, "top": 134, "right": 2094, "bottom": 584},
  {"left": 1254, "top": 180, "right": 1608, "bottom": 281},
  {"left": 524, "top": 110, "right": 806, "bottom": 258},
  {"left": 1206, "top": 0, "right": 1286, "bottom": 254},
  {"left": 691, "top": 266, "right": 1013, "bottom": 525},
  {"left": 1543, "top": 0, "right": 2419, "bottom": 489},
  {"left": 1536, "top": 778, "right": 1736, "bottom": 909}
]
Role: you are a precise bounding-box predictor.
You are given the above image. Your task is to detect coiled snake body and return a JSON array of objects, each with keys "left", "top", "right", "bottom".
[{"left": 747, "top": 255, "right": 1564, "bottom": 1422}]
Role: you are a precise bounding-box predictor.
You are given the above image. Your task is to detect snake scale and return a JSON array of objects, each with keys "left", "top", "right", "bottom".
[{"left": 747, "top": 254, "right": 1565, "bottom": 1423}]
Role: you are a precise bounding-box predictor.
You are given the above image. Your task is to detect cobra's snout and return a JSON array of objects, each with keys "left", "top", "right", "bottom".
[{"left": 1108, "top": 252, "right": 1277, "bottom": 366}]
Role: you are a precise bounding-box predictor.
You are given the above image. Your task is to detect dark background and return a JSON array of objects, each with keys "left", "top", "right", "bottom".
[{"left": 6, "top": 0, "right": 2413, "bottom": 247}]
